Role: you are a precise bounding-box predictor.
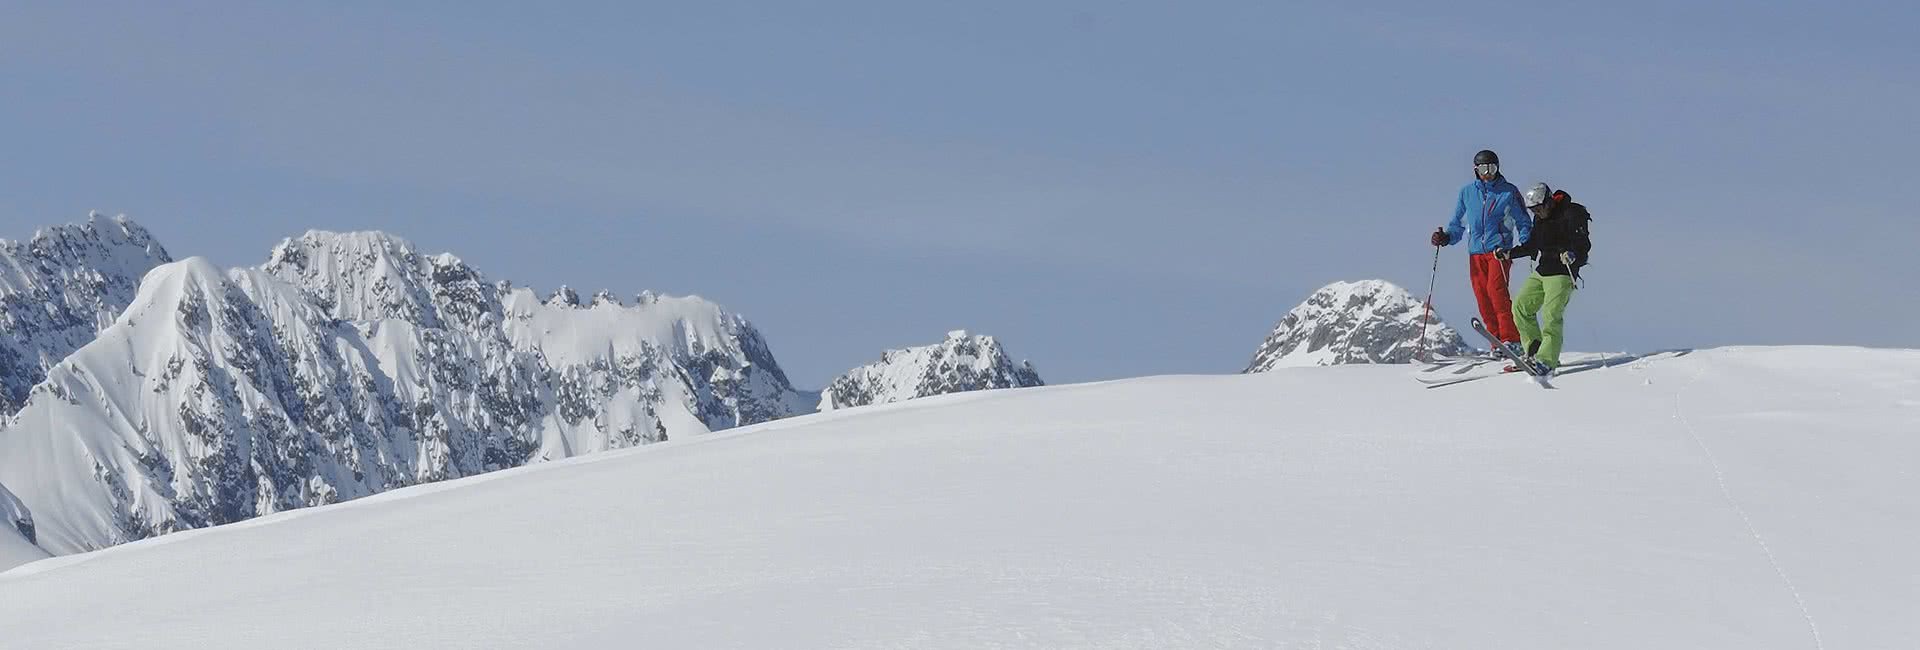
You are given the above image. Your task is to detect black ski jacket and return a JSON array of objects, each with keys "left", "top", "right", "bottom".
[{"left": 1509, "top": 197, "right": 1592, "bottom": 278}]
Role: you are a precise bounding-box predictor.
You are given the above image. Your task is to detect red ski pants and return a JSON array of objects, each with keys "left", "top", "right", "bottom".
[{"left": 1469, "top": 253, "right": 1521, "bottom": 343}]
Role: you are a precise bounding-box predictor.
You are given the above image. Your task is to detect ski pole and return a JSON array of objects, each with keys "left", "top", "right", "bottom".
[{"left": 1416, "top": 244, "right": 1440, "bottom": 362}]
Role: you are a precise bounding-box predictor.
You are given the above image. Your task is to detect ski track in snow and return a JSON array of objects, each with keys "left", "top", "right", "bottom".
[{"left": 1670, "top": 351, "right": 1825, "bottom": 650}]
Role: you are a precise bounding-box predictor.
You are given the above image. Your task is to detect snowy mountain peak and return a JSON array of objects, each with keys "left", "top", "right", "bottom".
[
  {"left": 1245, "top": 279, "right": 1471, "bottom": 372},
  {"left": 264, "top": 229, "right": 421, "bottom": 274},
  {"left": 819, "top": 332, "right": 1043, "bottom": 411},
  {"left": 22, "top": 212, "right": 165, "bottom": 253},
  {"left": 498, "top": 286, "right": 803, "bottom": 403},
  {"left": 145, "top": 254, "right": 226, "bottom": 286},
  {"left": 0, "top": 214, "right": 173, "bottom": 414},
  {"left": 262, "top": 229, "right": 494, "bottom": 330}
]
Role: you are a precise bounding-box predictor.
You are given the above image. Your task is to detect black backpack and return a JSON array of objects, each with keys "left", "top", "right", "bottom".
[{"left": 1553, "top": 190, "right": 1593, "bottom": 282}]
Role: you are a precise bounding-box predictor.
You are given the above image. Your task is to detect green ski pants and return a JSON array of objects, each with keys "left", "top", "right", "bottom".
[{"left": 1512, "top": 274, "right": 1575, "bottom": 368}]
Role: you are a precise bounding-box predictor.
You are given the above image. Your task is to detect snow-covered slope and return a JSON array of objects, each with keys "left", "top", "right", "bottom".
[
  {"left": 0, "top": 213, "right": 172, "bottom": 414},
  {"left": 0, "top": 231, "right": 808, "bottom": 554},
  {"left": 819, "top": 330, "right": 1042, "bottom": 411},
  {"left": 0, "top": 481, "right": 45, "bottom": 571},
  {"left": 1246, "top": 279, "right": 1471, "bottom": 371},
  {"left": 5, "top": 346, "right": 1915, "bottom": 649}
]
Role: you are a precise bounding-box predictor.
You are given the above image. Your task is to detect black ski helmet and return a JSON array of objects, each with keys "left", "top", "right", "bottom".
[{"left": 1473, "top": 149, "right": 1499, "bottom": 166}]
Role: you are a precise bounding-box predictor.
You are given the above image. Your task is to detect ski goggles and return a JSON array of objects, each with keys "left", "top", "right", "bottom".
[{"left": 1474, "top": 162, "right": 1499, "bottom": 177}]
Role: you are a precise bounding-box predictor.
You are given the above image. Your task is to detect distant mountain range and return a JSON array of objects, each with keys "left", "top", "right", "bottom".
[
  {"left": 1, "top": 215, "right": 1451, "bottom": 559},
  {"left": 0, "top": 217, "right": 1053, "bottom": 555}
]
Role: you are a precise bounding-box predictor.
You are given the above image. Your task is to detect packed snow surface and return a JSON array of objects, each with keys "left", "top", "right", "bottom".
[{"left": 2, "top": 346, "right": 1916, "bottom": 649}]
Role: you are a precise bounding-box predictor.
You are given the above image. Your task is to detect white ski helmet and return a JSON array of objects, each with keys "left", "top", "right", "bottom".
[{"left": 1523, "top": 182, "right": 1551, "bottom": 209}]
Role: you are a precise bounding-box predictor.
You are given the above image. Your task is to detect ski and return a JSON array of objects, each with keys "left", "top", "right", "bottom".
[
  {"left": 1426, "top": 351, "right": 1500, "bottom": 364},
  {"left": 1422, "top": 354, "right": 1497, "bottom": 371},
  {"left": 1468, "top": 318, "right": 1554, "bottom": 388},
  {"left": 1419, "top": 361, "right": 1489, "bottom": 376},
  {"left": 1419, "top": 351, "right": 1501, "bottom": 374},
  {"left": 1420, "top": 372, "right": 1504, "bottom": 389},
  {"left": 1416, "top": 363, "right": 1527, "bottom": 388},
  {"left": 1413, "top": 354, "right": 1506, "bottom": 388}
]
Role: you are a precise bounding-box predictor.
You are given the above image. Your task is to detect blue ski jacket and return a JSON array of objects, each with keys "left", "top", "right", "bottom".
[{"left": 1443, "top": 175, "right": 1533, "bottom": 254}]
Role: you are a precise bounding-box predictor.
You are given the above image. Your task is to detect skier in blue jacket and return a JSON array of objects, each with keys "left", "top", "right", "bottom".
[{"left": 1429, "top": 149, "right": 1533, "bottom": 345}]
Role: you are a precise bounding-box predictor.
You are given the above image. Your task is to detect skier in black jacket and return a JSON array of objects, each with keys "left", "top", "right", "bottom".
[{"left": 1495, "top": 183, "right": 1592, "bottom": 371}]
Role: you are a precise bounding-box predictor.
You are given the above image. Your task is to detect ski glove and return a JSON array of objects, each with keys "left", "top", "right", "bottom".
[
  {"left": 1430, "top": 229, "right": 1448, "bottom": 247},
  {"left": 1493, "top": 248, "right": 1511, "bottom": 261},
  {"left": 1559, "top": 251, "right": 1580, "bottom": 268}
]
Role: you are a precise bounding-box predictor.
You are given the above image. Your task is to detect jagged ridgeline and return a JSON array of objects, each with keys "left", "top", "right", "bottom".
[{"left": 0, "top": 226, "right": 809, "bottom": 554}]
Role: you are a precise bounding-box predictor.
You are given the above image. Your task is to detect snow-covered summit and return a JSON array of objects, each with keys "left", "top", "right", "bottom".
[
  {"left": 1245, "top": 279, "right": 1471, "bottom": 372},
  {"left": 819, "top": 330, "right": 1042, "bottom": 411},
  {"left": 263, "top": 230, "right": 494, "bottom": 330},
  {"left": 498, "top": 283, "right": 809, "bottom": 426},
  {"left": 260, "top": 229, "right": 806, "bottom": 423},
  {"left": 0, "top": 213, "right": 172, "bottom": 414}
]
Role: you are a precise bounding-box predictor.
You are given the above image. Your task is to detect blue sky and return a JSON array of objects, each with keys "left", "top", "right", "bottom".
[{"left": 3, "top": 1, "right": 1914, "bottom": 386}]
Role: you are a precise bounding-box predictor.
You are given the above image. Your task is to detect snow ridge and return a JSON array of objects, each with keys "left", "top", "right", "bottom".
[
  {"left": 819, "top": 330, "right": 1042, "bottom": 411},
  {"left": 1245, "top": 279, "right": 1471, "bottom": 372},
  {"left": 0, "top": 231, "right": 808, "bottom": 554},
  {"left": 0, "top": 213, "right": 172, "bottom": 414}
]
